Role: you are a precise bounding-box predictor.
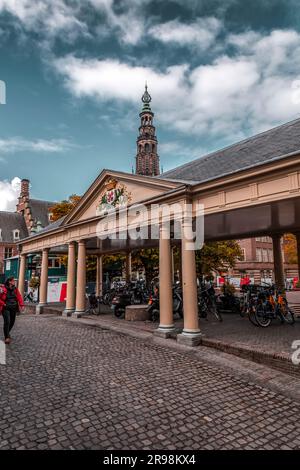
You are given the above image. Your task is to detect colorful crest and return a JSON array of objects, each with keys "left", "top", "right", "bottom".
[{"left": 96, "top": 179, "right": 132, "bottom": 216}]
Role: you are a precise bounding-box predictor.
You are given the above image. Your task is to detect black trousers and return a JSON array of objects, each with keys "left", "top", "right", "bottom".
[{"left": 2, "top": 306, "right": 17, "bottom": 339}]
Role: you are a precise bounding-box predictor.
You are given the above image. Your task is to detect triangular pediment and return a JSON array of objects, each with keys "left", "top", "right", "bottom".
[{"left": 63, "top": 170, "right": 182, "bottom": 225}]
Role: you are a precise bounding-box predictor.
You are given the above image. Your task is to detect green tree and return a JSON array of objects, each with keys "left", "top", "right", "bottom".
[
  {"left": 132, "top": 249, "right": 159, "bottom": 285},
  {"left": 195, "top": 240, "right": 243, "bottom": 277}
]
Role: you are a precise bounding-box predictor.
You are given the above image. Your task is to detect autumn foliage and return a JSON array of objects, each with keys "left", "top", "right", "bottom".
[
  {"left": 49, "top": 194, "right": 81, "bottom": 222},
  {"left": 283, "top": 234, "right": 298, "bottom": 264}
]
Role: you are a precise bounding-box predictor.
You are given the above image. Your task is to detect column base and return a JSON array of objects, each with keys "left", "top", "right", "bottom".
[
  {"left": 153, "top": 325, "right": 177, "bottom": 339},
  {"left": 72, "top": 310, "right": 85, "bottom": 318},
  {"left": 35, "top": 304, "right": 47, "bottom": 315},
  {"left": 177, "top": 331, "right": 202, "bottom": 347},
  {"left": 62, "top": 309, "right": 74, "bottom": 317}
]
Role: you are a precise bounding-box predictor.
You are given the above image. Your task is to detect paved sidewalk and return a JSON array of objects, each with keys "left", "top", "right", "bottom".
[
  {"left": 27, "top": 302, "right": 300, "bottom": 376},
  {"left": 83, "top": 310, "right": 300, "bottom": 357},
  {"left": 80, "top": 310, "right": 300, "bottom": 375},
  {"left": 1, "top": 315, "right": 300, "bottom": 450}
]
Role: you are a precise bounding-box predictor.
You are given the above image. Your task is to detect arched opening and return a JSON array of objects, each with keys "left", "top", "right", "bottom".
[{"left": 145, "top": 143, "right": 150, "bottom": 153}]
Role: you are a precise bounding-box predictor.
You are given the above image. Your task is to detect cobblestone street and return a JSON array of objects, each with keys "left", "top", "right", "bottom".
[{"left": 1, "top": 315, "right": 300, "bottom": 450}]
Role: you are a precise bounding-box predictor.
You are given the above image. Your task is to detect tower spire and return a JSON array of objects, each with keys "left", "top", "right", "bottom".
[
  {"left": 141, "top": 82, "right": 152, "bottom": 113},
  {"left": 135, "top": 84, "right": 160, "bottom": 176}
]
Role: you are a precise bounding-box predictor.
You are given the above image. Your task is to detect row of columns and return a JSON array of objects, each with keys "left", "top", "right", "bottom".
[
  {"left": 18, "top": 242, "right": 104, "bottom": 317},
  {"left": 17, "top": 231, "right": 300, "bottom": 346}
]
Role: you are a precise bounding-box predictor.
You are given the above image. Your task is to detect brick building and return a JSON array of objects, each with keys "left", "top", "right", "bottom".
[
  {"left": 0, "top": 179, "right": 53, "bottom": 280},
  {"left": 230, "top": 237, "right": 298, "bottom": 285}
]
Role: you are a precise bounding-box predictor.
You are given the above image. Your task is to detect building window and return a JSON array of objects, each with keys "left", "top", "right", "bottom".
[
  {"left": 240, "top": 248, "right": 246, "bottom": 261},
  {"left": 48, "top": 258, "right": 61, "bottom": 269},
  {"left": 4, "top": 247, "right": 13, "bottom": 259},
  {"left": 0, "top": 229, "right": 2, "bottom": 241},
  {"left": 256, "top": 248, "right": 262, "bottom": 262},
  {"left": 13, "top": 229, "right": 20, "bottom": 241},
  {"left": 262, "top": 249, "right": 268, "bottom": 262},
  {"left": 268, "top": 249, "right": 273, "bottom": 263}
]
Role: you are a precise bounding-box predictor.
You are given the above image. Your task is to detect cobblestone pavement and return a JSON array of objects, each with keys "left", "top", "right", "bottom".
[
  {"left": 88, "top": 309, "right": 300, "bottom": 358},
  {"left": 1, "top": 315, "right": 300, "bottom": 450}
]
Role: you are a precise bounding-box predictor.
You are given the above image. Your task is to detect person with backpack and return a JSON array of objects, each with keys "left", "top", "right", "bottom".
[{"left": 0, "top": 277, "right": 24, "bottom": 344}]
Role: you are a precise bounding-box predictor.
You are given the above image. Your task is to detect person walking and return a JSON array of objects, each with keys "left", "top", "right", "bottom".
[{"left": 0, "top": 277, "right": 24, "bottom": 344}]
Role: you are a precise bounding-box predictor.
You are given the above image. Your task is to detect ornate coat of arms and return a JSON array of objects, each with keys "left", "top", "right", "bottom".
[{"left": 96, "top": 179, "right": 132, "bottom": 216}]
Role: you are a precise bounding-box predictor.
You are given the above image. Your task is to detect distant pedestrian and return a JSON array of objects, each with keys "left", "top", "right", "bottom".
[{"left": 0, "top": 277, "right": 24, "bottom": 344}]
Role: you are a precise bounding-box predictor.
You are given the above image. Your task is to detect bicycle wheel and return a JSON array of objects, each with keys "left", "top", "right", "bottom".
[
  {"left": 114, "top": 306, "right": 125, "bottom": 318},
  {"left": 247, "top": 307, "right": 260, "bottom": 326},
  {"left": 198, "top": 299, "right": 208, "bottom": 319},
  {"left": 280, "top": 304, "right": 295, "bottom": 325},
  {"left": 210, "top": 300, "right": 223, "bottom": 322},
  {"left": 255, "top": 305, "right": 271, "bottom": 327},
  {"left": 239, "top": 301, "right": 246, "bottom": 318},
  {"left": 151, "top": 308, "right": 160, "bottom": 322}
]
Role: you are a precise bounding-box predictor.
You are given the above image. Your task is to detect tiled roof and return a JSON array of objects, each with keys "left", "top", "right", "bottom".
[
  {"left": 161, "top": 117, "right": 300, "bottom": 184},
  {"left": 0, "top": 212, "right": 28, "bottom": 243},
  {"left": 28, "top": 216, "right": 66, "bottom": 238},
  {"left": 29, "top": 199, "right": 53, "bottom": 228}
]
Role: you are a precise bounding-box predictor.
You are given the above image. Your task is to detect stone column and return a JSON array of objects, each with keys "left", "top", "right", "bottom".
[
  {"left": 96, "top": 254, "right": 103, "bottom": 297},
  {"left": 177, "top": 221, "right": 201, "bottom": 346},
  {"left": 125, "top": 252, "right": 132, "bottom": 283},
  {"left": 18, "top": 253, "right": 26, "bottom": 298},
  {"left": 296, "top": 232, "right": 300, "bottom": 281},
  {"left": 73, "top": 240, "right": 87, "bottom": 318},
  {"left": 154, "top": 224, "right": 175, "bottom": 338},
  {"left": 171, "top": 246, "right": 175, "bottom": 284},
  {"left": 62, "top": 242, "right": 77, "bottom": 317},
  {"left": 272, "top": 234, "right": 285, "bottom": 290},
  {"left": 178, "top": 244, "right": 182, "bottom": 286},
  {"left": 36, "top": 248, "right": 49, "bottom": 314}
]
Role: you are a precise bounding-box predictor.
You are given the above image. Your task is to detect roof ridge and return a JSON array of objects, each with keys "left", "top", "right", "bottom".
[
  {"left": 0, "top": 210, "right": 22, "bottom": 216},
  {"left": 162, "top": 116, "right": 300, "bottom": 177},
  {"left": 29, "top": 198, "right": 55, "bottom": 204}
]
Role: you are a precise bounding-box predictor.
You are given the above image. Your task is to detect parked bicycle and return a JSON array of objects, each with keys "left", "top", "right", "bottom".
[
  {"left": 254, "top": 284, "right": 295, "bottom": 327},
  {"left": 239, "top": 283, "right": 295, "bottom": 327},
  {"left": 85, "top": 292, "right": 100, "bottom": 315},
  {"left": 198, "top": 283, "right": 222, "bottom": 322},
  {"left": 216, "top": 283, "right": 241, "bottom": 315}
]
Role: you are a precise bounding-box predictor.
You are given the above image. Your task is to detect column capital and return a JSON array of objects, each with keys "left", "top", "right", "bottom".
[{"left": 271, "top": 233, "right": 282, "bottom": 240}]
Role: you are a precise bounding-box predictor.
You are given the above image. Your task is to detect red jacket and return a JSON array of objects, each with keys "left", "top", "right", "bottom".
[{"left": 0, "top": 285, "right": 24, "bottom": 314}]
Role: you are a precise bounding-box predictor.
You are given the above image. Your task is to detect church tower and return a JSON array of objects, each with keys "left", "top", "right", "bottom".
[{"left": 135, "top": 84, "right": 160, "bottom": 176}]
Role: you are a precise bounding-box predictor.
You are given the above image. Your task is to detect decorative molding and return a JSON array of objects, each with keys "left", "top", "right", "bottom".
[
  {"left": 249, "top": 183, "right": 258, "bottom": 200},
  {"left": 288, "top": 172, "right": 299, "bottom": 193},
  {"left": 218, "top": 191, "right": 226, "bottom": 207}
]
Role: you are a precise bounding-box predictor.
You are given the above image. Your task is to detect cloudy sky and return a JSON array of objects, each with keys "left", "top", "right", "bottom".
[{"left": 1, "top": 0, "right": 300, "bottom": 209}]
